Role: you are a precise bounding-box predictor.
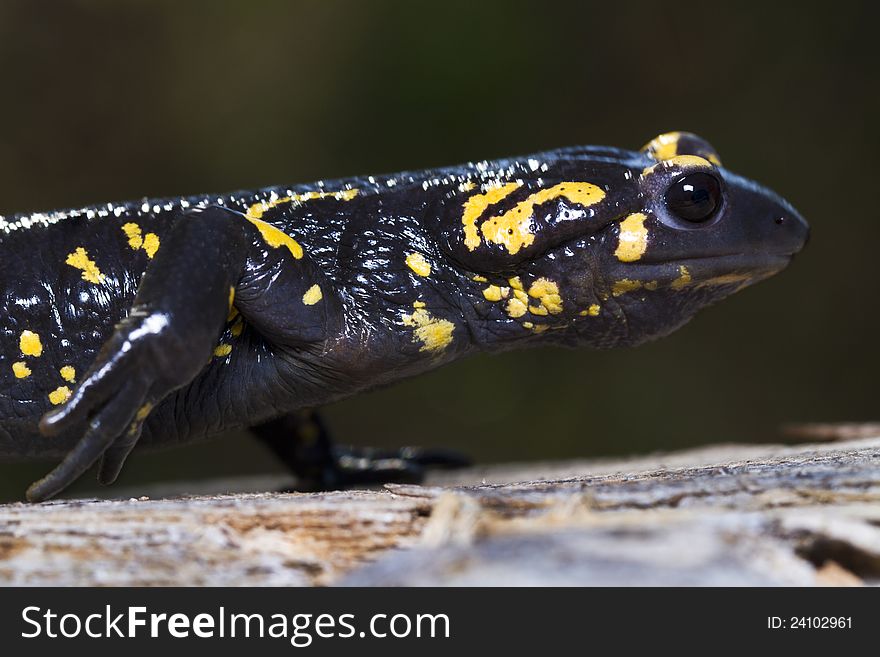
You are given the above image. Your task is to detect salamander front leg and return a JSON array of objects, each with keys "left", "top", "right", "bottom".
[
  {"left": 253, "top": 409, "right": 471, "bottom": 490},
  {"left": 26, "top": 206, "right": 250, "bottom": 502}
]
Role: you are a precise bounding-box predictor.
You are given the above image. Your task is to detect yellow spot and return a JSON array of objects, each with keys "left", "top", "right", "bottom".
[
  {"left": 526, "top": 278, "right": 563, "bottom": 315},
  {"left": 615, "top": 213, "right": 649, "bottom": 262},
  {"left": 12, "top": 362, "right": 31, "bottom": 378},
  {"left": 523, "top": 321, "right": 534, "bottom": 329},
  {"left": 121, "top": 223, "right": 143, "bottom": 250},
  {"left": 586, "top": 304, "right": 601, "bottom": 316},
  {"left": 671, "top": 266, "right": 692, "bottom": 291},
  {"left": 405, "top": 252, "right": 432, "bottom": 277},
  {"left": 19, "top": 330, "right": 42, "bottom": 357},
  {"left": 477, "top": 182, "right": 606, "bottom": 255},
  {"left": 247, "top": 217, "right": 304, "bottom": 259},
  {"left": 462, "top": 182, "right": 522, "bottom": 251},
  {"left": 508, "top": 276, "right": 524, "bottom": 290},
  {"left": 142, "top": 233, "right": 160, "bottom": 258},
  {"left": 531, "top": 324, "right": 550, "bottom": 334},
  {"left": 48, "top": 386, "right": 72, "bottom": 405},
  {"left": 482, "top": 285, "right": 509, "bottom": 302},
  {"left": 121, "top": 223, "right": 160, "bottom": 258},
  {"left": 641, "top": 133, "right": 721, "bottom": 166},
  {"left": 413, "top": 300, "right": 426, "bottom": 308},
  {"left": 302, "top": 284, "right": 323, "bottom": 305},
  {"left": 230, "top": 317, "right": 244, "bottom": 337},
  {"left": 506, "top": 297, "right": 528, "bottom": 318},
  {"left": 645, "top": 280, "right": 658, "bottom": 291},
  {"left": 401, "top": 303, "right": 455, "bottom": 354},
  {"left": 213, "top": 344, "right": 232, "bottom": 357},
  {"left": 459, "top": 181, "right": 476, "bottom": 192},
  {"left": 65, "top": 247, "right": 105, "bottom": 284},
  {"left": 641, "top": 132, "right": 682, "bottom": 161},
  {"left": 135, "top": 403, "right": 153, "bottom": 421},
  {"left": 612, "top": 279, "right": 643, "bottom": 296},
  {"left": 59, "top": 366, "right": 76, "bottom": 383},
  {"left": 472, "top": 275, "right": 487, "bottom": 283}
]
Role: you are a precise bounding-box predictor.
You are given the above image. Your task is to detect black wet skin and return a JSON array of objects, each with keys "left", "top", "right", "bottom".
[{"left": 0, "top": 133, "right": 809, "bottom": 500}]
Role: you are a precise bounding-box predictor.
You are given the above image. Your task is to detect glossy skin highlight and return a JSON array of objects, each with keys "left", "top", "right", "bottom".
[{"left": 0, "top": 132, "right": 808, "bottom": 500}]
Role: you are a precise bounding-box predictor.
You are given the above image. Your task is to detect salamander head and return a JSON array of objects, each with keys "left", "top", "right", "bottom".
[
  {"left": 588, "top": 132, "right": 809, "bottom": 346},
  {"left": 441, "top": 132, "right": 808, "bottom": 350}
]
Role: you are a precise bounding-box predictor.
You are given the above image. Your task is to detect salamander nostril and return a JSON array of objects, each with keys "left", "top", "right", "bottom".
[{"left": 775, "top": 216, "right": 785, "bottom": 225}]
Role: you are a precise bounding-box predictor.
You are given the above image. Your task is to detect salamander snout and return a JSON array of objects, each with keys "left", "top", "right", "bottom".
[{"left": 772, "top": 204, "right": 809, "bottom": 255}]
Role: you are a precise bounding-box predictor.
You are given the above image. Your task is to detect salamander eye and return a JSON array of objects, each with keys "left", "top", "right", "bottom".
[{"left": 664, "top": 172, "right": 722, "bottom": 223}]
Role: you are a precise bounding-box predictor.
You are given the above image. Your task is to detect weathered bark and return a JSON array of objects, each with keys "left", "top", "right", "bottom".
[{"left": 1, "top": 436, "right": 879, "bottom": 586}]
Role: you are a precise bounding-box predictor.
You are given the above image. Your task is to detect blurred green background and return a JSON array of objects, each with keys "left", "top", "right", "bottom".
[{"left": 0, "top": 0, "right": 876, "bottom": 501}]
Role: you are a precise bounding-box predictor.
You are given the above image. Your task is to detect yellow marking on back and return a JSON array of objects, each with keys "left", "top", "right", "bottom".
[
  {"left": 122, "top": 223, "right": 143, "bottom": 250},
  {"left": 671, "top": 266, "right": 692, "bottom": 290},
  {"left": 65, "top": 247, "right": 105, "bottom": 284},
  {"left": 244, "top": 190, "right": 366, "bottom": 258},
  {"left": 142, "top": 233, "right": 160, "bottom": 258},
  {"left": 405, "top": 252, "right": 432, "bottom": 277},
  {"left": 214, "top": 344, "right": 232, "bottom": 357},
  {"left": 579, "top": 304, "right": 601, "bottom": 317},
  {"left": 478, "top": 182, "right": 605, "bottom": 255},
  {"left": 122, "top": 224, "right": 160, "bottom": 258},
  {"left": 247, "top": 217, "right": 304, "bottom": 259},
  {"left": 230, "top": 316, "right": 244, "bottom": 337},
  {"left": 401, "top": 303, "right": 455, "bottom": 353},
  {"left": 615, "top": 213, "right": 649, "bottom": 262},
  {"left": 302, "top": 284, "right": 323, "bottom": 305},
  {"left": 59, "top": 366, "right": 76, "bottom": 383},
  {"left": 12, "top": 362, "right": 31, "bottom": 378},
  {"left": 245, "top": 188, "right": 360, "bottom": 221},
  {"left": 20, "top": 330, "right": 42, "bottom": 357},
  {"left": 472, "top": 275, "right": 487, "bottom": 283},
  {"left": 462, "top": 182, "right": 522, "bottom": 251},
  {"left": 48, "top": 386, "right": 72, "bottom": 405}
]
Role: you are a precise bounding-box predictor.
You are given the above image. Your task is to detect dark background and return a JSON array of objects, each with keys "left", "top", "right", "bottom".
[{"left": 0, "top": 1, "right": 876, "bottom": 501}]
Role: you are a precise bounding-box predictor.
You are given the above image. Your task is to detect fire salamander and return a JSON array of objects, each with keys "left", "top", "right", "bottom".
[{"left": 0, "top": 132, "right": 808, "bottom": 501}]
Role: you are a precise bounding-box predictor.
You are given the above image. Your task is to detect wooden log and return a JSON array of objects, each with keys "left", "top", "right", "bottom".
[{"left": 1, "top": 436, "right": 879, "bottom": 586}]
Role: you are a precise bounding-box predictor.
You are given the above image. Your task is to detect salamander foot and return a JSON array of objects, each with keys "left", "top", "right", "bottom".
[{"left": 252, "top": 410, "right": 470, "bottom": 491}]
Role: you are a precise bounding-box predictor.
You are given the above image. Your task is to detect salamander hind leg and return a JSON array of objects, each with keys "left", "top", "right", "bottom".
[
  {"left": 26, "top": 206, "right": 251, "bottom": 502},
  {"left": 253, "top": 409, "right": 471, "bottom": 491}
]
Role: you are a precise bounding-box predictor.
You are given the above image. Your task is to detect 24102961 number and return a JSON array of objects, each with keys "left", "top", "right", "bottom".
[{"left": 768, "top": 617, "right": 852, "bottom": 629}]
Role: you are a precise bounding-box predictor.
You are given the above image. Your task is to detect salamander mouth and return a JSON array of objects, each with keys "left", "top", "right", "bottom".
[{"left": 595, "top": 253, "right": 792, "bottom": 299}]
